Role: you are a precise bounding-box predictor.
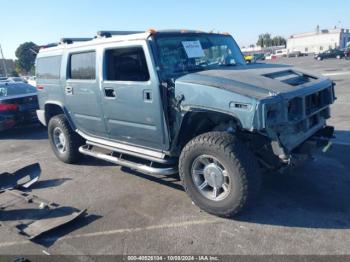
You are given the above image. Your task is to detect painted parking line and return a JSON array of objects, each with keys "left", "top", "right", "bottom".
[{"left": 322, "top": 71, "right": 350, "bottom": 76}]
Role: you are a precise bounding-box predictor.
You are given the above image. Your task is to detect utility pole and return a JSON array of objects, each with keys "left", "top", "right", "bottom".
[{"left": 0, "top": 44, "right": 8, "bottom": 77}]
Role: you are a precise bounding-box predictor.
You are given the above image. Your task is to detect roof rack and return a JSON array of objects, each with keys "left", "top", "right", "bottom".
[
  {"left": 60, "top": 38, "right": 93, "bottom": 44},
  {"left": 39, "top": 43, "right": 60, "bottom": 49},
  {"left": 96, "top": 31, "right": 144, "bottom": 38}
]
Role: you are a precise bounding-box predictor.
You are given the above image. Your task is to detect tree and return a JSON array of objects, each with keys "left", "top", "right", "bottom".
[
  {"left": 257, "top": 33, "right": 286, "bottom": 48},
  {"left": 257, "top": 33, "right": 272, "bottom": 48},
  {"left": 272, "top": 36, "right": 286, "bottom": 46},
  {"left": 15, "top": 42, "right": 39, "bottom": 75}
]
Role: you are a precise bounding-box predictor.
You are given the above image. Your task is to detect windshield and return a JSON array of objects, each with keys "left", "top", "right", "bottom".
[
  {"left": 154, "top": 34, "right": 245, "bottom": 79},
  {"left": 0, "top": 83, "right": 36, "bottom": 97}
]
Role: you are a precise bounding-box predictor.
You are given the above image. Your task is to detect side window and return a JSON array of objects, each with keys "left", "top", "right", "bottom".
[
  {"left": 105, "top": 47, "right": 150, "bottom": 81},
  {"left": 36, "top": 56, "right": 62, "bottom": 79},
  {"left": 69, "top": 51, "right": 96, "bottom": 80}
]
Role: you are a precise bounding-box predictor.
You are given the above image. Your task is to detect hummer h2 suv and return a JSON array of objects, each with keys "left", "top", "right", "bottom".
[{"left": 35, "top": 30, "right": 335, "bottom": 217}]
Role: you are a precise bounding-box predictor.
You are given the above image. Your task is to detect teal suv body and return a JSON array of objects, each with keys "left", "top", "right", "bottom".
[{"left": 36, "top": 30, "right": 336, "bottom": 217}]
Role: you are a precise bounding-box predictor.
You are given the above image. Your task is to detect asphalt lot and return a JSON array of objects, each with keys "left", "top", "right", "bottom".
[{"left": 0, "top": 56, "right": 349, "bottom": 256}]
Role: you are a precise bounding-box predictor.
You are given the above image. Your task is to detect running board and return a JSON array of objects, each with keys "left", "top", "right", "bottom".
[
  {"left": 79, "top": 145, "right": 178, "bottom": 175},
  {"left": 76, "top": 130, "right": 167, "bottom": 161}
]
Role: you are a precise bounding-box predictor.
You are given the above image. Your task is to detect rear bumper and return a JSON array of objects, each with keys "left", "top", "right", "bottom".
[
  {"left": 0, "top": 110, "right": 38, "bottom": 132},
  {"left": 0, "top": 118, "right": 16, "bottom": 131}
]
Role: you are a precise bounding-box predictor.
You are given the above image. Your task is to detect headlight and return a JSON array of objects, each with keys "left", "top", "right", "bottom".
[{"left": 264, "top": 102, "right": 282, "bottom": 125}]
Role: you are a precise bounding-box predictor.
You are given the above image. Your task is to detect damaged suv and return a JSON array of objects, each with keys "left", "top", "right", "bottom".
[{"left": 35, "top": 30, "right": 335, "bottom": 217}]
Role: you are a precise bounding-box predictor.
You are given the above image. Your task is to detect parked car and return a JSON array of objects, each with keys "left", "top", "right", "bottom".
[
  {"left": 244, "top": 54, "right": 254, "bottom": 63},
  {"left": 264, "top": 49, "right": 287, "bottom": 60},
  {"left": 287, "top": 51, "right": 306, "bottom": 58},
  {"left": 36, "top": 30, "right": 335, "bottom": 217},
  {"left": 274, "top": 49, "right": 288, "bottom": 57},
  {"left": 27, "top": 76, "right": 36, "bottom": 87},
  {"left": 8, "top": 77, "right": 27, "bottom": 83},
  {"left": 0, "top": 82, "right": 39, "bottom": 131},
  {"left": 314, "top": 49, "right": 345, "bottom": 60},
  {"left": 253, "top": 53, "right": 265, "bottom": 61},
  {"left": 264, "top": 52, "right": 277, "bottom": 60},
  {"left": 0, "top": 77, "right": 9, "bottom": 83},
  {"left": 343, "top": 49, "right": 350, "bottom": 59},
  {"left": 245, "top": 53, "right": 265, "bottom": 63}
]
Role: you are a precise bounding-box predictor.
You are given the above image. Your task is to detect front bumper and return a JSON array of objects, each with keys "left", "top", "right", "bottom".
[{"left": 281, "top": 125, "right": 334, "bottom": 167}]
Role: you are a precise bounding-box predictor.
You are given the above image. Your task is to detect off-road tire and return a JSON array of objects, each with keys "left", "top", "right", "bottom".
[
  {"left": 48, "top": 114, "right": 84, "bottom": 164},
  {"left": 179, "top": 131, "right": 261, "bottom": 217}
]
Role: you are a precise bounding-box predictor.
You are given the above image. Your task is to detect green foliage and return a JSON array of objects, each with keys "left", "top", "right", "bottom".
[
  {"left": 15, "top": 42, "right": 39, "bottom": 75},
  {"left": 11, "top": 70, "right": 19, "bottom": 77},
  {"left": 257, "top": 33, "right": 286, "bottom": 48}
]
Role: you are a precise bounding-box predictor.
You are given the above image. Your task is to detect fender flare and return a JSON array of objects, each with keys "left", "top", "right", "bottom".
[{"left": 44, "top": 101, "right": 76, "bottom": 130}]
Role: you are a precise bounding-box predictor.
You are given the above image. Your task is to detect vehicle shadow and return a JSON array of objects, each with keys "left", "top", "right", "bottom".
[
  {"left": 236, "top": 143, "right": 350, "bottom": 229},
  {"left": 0, "top": 123, "right": 47, "bottom": 140},
  {"left": 34, "top": 213, "right": 102, "bottom": 247},
  {"left": 118, "top": 144, "right": 350, "bottom": 230}
]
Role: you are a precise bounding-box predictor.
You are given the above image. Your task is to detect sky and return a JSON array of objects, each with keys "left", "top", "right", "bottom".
[{"left": 1, "top": 0, "right": 349, "bottom": 59}]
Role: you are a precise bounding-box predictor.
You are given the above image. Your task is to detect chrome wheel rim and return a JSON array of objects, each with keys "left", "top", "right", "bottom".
[
  {"left": 53, "top": 127, "right": 66, "bottom": 154},
  {"left": 191, "top": 155, "right": 230, "bottom": 201}
]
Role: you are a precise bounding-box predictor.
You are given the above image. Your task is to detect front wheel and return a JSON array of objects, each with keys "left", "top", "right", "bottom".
[
  {"left": 48, "top": 114, "right": 84, "bottom": 164},
  {"left": 179, "top": 132, "right": 261, "bottom": 217}
]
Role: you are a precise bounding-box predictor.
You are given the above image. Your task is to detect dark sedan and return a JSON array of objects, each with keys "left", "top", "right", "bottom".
[
  {"left": 314, "top": 49, "right": 345, "bottom": 60},
  {"left": 0, "top": 82, "right": 39, "bottom": 131}
]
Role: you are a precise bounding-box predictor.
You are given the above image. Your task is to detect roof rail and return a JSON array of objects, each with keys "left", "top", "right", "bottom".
[
  {"left": 96, "top": 31, "right": 144, "bottom": 38},
  {"left": 39, "top": 43, "right": 60, "bottom": 49},
  {"left": 60, "top": 38, "right": 93, "bottom": 44}
]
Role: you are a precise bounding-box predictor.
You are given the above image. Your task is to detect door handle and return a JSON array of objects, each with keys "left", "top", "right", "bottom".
[
  {"left": 65, "top": 86, "right": 73, "bottom": 95},
  {"left": 143, "top": 90, "right": 152, "bottom": 102},
  {"left": 104, "top": 87, "right": 116, "bottom": 98}
]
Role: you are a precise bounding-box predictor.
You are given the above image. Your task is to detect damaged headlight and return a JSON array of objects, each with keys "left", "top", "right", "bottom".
[{"left": 264, "top": 102, "right": 283, "bottom": 124}]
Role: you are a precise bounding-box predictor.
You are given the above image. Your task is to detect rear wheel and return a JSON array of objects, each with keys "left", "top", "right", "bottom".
[
  {"left": 179, "top": 132, "right": 261, "bottom": 217},
  {"left": 48, "top": 114, "right": 84, "bottom": 164},
  {"left": 336, "top": 55, "right": 341, "bottom": 59}
]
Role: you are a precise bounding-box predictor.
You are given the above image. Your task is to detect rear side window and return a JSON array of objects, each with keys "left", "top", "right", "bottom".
[
  {"left": 36, "top": 56, "right": 61, "bottom": 79},
  {"left": 105, "top": 47, "right": 150, "bottom": 81},
  {"left": 69, "top": 51, "right": 96, "bottom": 80}
]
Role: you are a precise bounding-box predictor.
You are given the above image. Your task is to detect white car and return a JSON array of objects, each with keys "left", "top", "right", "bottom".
[
  {"left": 274, "top": 49, "right": 288, "bottom": 57},
  {"left": 27, "top": 76, "right": 36, "bottom": 87}
]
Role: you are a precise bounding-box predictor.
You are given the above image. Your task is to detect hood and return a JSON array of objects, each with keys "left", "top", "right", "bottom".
[{"left": 176, "top": 63, "right": 330, "bottom": 100}]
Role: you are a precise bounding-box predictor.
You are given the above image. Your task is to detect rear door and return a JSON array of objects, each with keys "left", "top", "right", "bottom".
[
  {"left": 99, "top": 41, "right": 169, "bottom": 150},
  {"left": 63, "top": 50, "right": 107, "bottom": 136}
]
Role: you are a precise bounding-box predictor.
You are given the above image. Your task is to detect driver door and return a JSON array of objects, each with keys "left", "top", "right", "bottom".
[{"left": 99, "top": 42, "right": 169, "bottom": 150}]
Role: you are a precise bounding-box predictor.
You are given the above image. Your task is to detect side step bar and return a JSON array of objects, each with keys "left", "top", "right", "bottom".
[{"left": 79, "top": 145, "right": 178, "bottom": 175}]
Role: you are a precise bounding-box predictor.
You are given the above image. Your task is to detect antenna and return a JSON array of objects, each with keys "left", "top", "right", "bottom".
[{"left": 0, "top": 44, "right": 8, "bottom": 77}]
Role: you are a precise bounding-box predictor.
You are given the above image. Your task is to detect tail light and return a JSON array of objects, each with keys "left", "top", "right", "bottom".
[{"left": 0, "top": 104, "right": 18, "bottom": 112}]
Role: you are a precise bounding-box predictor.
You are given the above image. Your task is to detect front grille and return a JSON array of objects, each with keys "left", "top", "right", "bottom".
[{"left": 287, "top": 85, "right": 334, "bottom": 131}]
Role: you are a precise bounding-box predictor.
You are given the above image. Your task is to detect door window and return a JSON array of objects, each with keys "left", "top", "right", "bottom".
[
  {"left": 104, "top": 47, "right": 150, "bottom": 81},
  {"left": 69, "top": 51, "right": 96, "bottom": 80}
]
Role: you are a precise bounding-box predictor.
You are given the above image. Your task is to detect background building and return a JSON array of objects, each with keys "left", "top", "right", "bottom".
[{"left": 287, "top": 28, "right": 350, "bottom": 54}]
